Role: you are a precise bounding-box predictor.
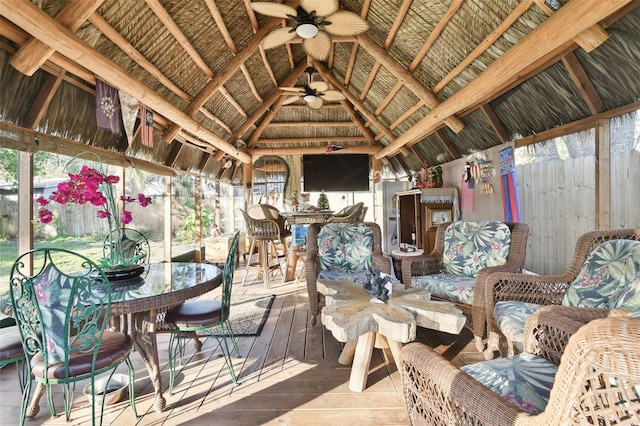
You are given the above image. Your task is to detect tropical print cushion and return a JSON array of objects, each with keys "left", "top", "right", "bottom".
[
  {"left": 442, "top": 221, "right": 511, "bottom": 277},
  {"left": 411, "top": 273, "right": 475, "bottom": 304},
  {"left": 317, "top": 269, "right": 371, "bottom": 287},
  {"left": 610, "top": 242, "right": 640, "bottom": 309},
  {"left": 494, "top": 300, "right": 542, "bottom": 352},
  {"left": 318, "top": 223, "right": 374, "bottom": 273},
  {"left": 30, "top": 264, "right": 73, "bottom": 364},
  {"left": 461, "top": 352, "right": 558, "bottom": 415},
  {"left": 562, "top": 239, "right": 640, "bottom": 309}
]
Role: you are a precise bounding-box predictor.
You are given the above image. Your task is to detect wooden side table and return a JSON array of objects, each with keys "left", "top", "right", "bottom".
[
  {"left": 391, "top": 248, "right": 424, "bottom": 282},
  {"left": 318, "top": 279, "right": 466, "bottom": 392}
]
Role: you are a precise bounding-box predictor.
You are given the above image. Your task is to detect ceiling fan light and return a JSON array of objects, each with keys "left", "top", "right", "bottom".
[
  {"left": 303, "top": 94, "right": 318, "bottom": 103},
  {"left": 296, "top": 23, "right": 318, "bottom": 39}
]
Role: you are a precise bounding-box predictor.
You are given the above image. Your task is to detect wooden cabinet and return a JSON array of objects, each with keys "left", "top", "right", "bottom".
[
  {"left": 395, "top": 190, "right": 423, "bottom": 249},
  {"left": 396, "top": 188, "right": 458, "bottom": 254}
]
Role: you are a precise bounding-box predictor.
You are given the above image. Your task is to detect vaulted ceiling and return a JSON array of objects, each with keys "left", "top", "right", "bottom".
[{"left": 0, "top": 0, "right": 638, "bottom": 182}]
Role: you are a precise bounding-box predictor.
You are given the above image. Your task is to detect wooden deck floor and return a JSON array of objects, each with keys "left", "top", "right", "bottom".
[{"left": 0, "top": 258, "right": 484, "bottom": 425}]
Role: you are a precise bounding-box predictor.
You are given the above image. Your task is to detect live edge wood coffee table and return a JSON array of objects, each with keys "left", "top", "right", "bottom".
[{"left": 317, "top": 278, "right": 466, "bottom": 392}]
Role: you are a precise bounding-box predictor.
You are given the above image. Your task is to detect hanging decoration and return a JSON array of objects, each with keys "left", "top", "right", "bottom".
[
  {"left": 499, "top": 146, "right": 520, "bottom": 222},
  {"left": 326, "top": 145, "right": 345, "bottom": 153},
  {"left": 468, "top": 160, "right": 494, "bottom": 194}
]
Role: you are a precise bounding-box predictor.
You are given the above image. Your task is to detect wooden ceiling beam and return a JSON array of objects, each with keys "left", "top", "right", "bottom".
[
  {"left": 0, "top": 0, "right": 252, "bottom": 163},
  {"left": 435, "top": 130, "right": 460, "bottom": 160},
  {"left": 24, "top": 71, "right": 64, "bottom": 129},
  {"left": 359, "top": 62, "right": 381, "bottom": 101},
  {"left": 561, "top": 52, "right": 605, "bottom": 114},
  {"left": 162, "top": 0, "right": 299, "bottom": 144},
  {"left": 433, "top": 0, "right": 532, "bottom": 94},
  {"left": 377, "top": 0, "right": 633, "bottom": 159},
  {"left": 357, "top": 34, "right": 465, "bottom": 134},
  {"left": 343, "top": 42, "right": 359, "bottom": 87},
  {"left": 339, "top": 100, "right": 376, "bottom": 145},
  {"left": 534, "top": 0, "right": 609, "bottom": 52},
  {"left": 268, "top": 121, "right": 357, "bottom": 127},
  {"left": 480, "top": 104, "right": 510, "bottom": 144},
  {"left": 257, "top": 137, "right": 369, "bottom": 144},
  {"left": 314, "top": 61, "right": 396, "bottom": 143},
  {"left": 9, "top": 0, "right": 103, "bottom": 76},
  {"left": 385, "top": 0, "right": 413, "bottom": 50},
  {"left": 87, "top": 12, "right": 232, "bottom": 135},
  {"left": 230, "top": 62, "right": 307, "bottom": 142},
  {"left": 247, "top": 145, "right": 381, "bottom": 157}
]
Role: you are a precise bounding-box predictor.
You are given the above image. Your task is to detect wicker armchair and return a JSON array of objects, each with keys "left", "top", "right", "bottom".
[
  {"left": 484, "top": 228, "right": 640, "bottom": 359},
  {"left": 326, "top": 202, "right": 365, "bottom": 223},
  {"left": 400, "top": 305, "right": 640, "bottom": 425},
  {"left": 401, "top": 221, "right": 529, "bottom": 352},
  {"left": 304, "top": 222, "right": 391, "bottom": 325}
]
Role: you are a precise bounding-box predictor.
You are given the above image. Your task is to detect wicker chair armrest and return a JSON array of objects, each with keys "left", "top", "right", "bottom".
[
  {"left": 400, "top": 342, "right": 526, "bottom": 425},
  {"left": 400, "top": 254, "right": 442, "bottom": 286},
  {"left": 372, "top": 254, "right": 391, "bottom": 275}
]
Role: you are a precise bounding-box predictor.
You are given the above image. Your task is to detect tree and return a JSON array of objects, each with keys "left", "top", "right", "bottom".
[{"left": 317, "top": 191, "right": 330, "bottom": 210}]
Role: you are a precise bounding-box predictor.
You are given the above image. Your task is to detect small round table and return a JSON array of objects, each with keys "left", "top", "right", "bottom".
[{"left": 391, "top": 248, "right": 424, "bottom": 282}]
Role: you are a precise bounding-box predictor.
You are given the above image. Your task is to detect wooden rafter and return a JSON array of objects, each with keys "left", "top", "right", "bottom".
[
  {"left": 246, "top": 145, "right": 381, "bottom": 156},
  {"left": 433, "top": 0, "right": 532, "bottom": 94},
  {"left": 204, "top": 0, "right": 262, "bottom": 103},
  {"left": 87, "top": 12, "right": 232, "bottom": 135},
  {"left": 435, "top": 130, "right": 460, "bottom": 160},
  {"left": 162, "top": 1, "right": 299, "bottom": 144},
  {"left": 268, "top": 121, "right": 356, "bottom": 127},
  {"left": 339, "top": 100, "right": 376, "bottom": 145},
  {"left": 480, "top": 104, "right": 510, "bottom": 144},
  {"left": 24, "top": 70, "right": 64, "bottom": 129},
  {"left": 359, "top": 62, "right": 381, "bottom": 101},
  {"left": 357, "top": 34, "right": 465, "bottom": 134},
  {"left": 561, "top": 52, "right": 605, "bottom": 114},
  {"left": 9, "top": 0, "right": 103, "bottom": 76},
  {"left": 257, "top": 136, "right": 369, "bottom": 144},
  {"left": 377, "top": 0, "right": 633, "bottom": 159},
  {"left": 0, "top": 0, "right": 252, "bottom": 162}
]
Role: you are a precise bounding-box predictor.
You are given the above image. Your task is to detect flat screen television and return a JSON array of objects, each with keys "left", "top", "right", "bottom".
[{"left": 302, "top": 154, "right": 370, "bottom": 192}]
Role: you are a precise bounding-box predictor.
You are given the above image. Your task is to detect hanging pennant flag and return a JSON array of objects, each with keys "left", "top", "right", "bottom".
[
  {"left": 499, "top": 146, "right": 521, "bottom": 222},
  {"left": 326, "top": 145, "right": 344, "bottom": 153},
  {"left": 95, "top": 78, "right": 121, "bottom": 135},
  {"left": 118, "top": 90, "right": 139, "bottom": 145},
  {"left": 139, "top": 104, "right": 155, "bottom": 148}
]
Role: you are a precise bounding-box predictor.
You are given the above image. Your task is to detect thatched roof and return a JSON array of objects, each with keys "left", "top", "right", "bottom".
[{"left": 1, "top": 0, "right": 639, "bottom": 183}]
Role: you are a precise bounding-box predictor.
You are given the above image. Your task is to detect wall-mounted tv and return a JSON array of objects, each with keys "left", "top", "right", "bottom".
[{"left": 302, "top": 154, "right": 370, "bottom": 192}]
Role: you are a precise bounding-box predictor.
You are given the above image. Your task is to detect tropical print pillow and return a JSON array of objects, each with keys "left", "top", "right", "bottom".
[
  {"left": 563, "top": 239, "right": 640, "bottom": 309},
  {"left": 461, "top": 352, "right": 558, "bottom": 415},
  {"left": 318, "top": 223, "right": 373, "bottom": 273},
  {"left": 442, "top": 221, "right": 511, "bottom": 277},
  {"left": 610, "top": 242, "right": 640, "bottom": 309}
]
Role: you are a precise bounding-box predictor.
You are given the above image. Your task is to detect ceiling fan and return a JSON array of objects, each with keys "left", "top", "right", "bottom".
[
  {"left": 250, "top": 0, "right": 369, "bottom": 61},
  {"left": 280, "top": 67, "right": 346, "bottom": 109}
]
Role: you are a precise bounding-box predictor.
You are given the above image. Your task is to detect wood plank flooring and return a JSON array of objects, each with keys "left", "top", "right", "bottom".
[{"left": 0, "top": 258, "right": 483, "bottom": 425}]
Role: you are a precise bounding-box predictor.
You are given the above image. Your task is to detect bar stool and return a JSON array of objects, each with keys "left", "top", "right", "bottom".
[{"left": 241, "top": 210, "right": 284, "bottom": 288}]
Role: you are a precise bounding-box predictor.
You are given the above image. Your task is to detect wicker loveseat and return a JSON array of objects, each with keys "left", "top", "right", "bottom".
[
  {"left": 485, "top": 228, "right": 640, "bottom": 359},
  {"left": 400, "top": 305, "right": 640, "bottom": 425},
  {"left": 304, "top": 222, "right": 391, "bottom": 325},
  {"left": 401, "top": 221, "right": 529, "bottom": 351}
]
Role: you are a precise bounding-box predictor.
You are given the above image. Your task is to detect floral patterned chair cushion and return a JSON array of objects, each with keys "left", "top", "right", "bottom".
[
  {"left": 494, "top": 239, "right": 640, "bottom": 352},
  {"left": 410, "top": 221, "right": 511, "bottom": 304},
  {"left": 316, "top": 222, "right": 375, "bottom": 286},
  {"left": 442, "top": 221, "right": 512, "bottom": 278},
  {"left": 461, "top": 352, "right": 558, "bottom": 415}
]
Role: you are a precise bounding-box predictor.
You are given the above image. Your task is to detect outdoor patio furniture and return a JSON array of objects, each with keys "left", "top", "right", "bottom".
[
  {"left": 9, "top": 248, "right": 137, "bottom": 426},
  {"left": 326, "top": 202, "right": 365, "bottom": 223},
  {"left": 485, "top": 228, "right": 640, "bottom": 359},
  {"left": 0, "top": 317, "right": 28, "bottom": 391},
  {"left": 401, "top": 221, "right": 529, "bottom": 352},
  {"left": 165, "top": 232, "right": 241, "bottom": 392},
  {"left": 400, "top": 305, "right": 640, "bottom": 425},
  {"left": 304, "top": 222, "right": 391, "bottom": 325},
  {"left": 241, "top": 210, "right": 285, "bottom": 288}
]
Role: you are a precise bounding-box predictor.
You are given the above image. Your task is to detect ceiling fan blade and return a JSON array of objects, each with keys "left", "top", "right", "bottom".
[
  {"left": 279, "top": 86, "right": 305, "bottom": 93},
  {"left": 322, "top": 11, "right": 369, "bottom": 36},
  {"left": 308, "top": 81, "right": 329, "bottom": 92},
  {"left": 261, "top": 28, "right": 297, "bottom": 50},
  {"left": 302, "top": 31, "right": 331, "bottom": 61},
  {"left": 307, "top": 97, "right": 324, "bottom": 109},
  {"left": 282, "top": 95, "right": 302, "bottom": 105},
  {"left": 320, "top": 90, "right": 345, "bottom": 102},
  {"left": 250, "top": 2, "right": 297, "bottom": 19},
  {"left": 300, "top": 0, "right": 339, "bottom": 17}
]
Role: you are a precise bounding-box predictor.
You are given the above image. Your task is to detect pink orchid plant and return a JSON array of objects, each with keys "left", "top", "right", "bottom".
[{"left": 36, "top": 162, "right": 152, "bottom": 269}]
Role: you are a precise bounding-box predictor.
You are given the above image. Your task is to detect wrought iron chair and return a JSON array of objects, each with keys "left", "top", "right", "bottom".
[
  {"left": 165, "top": 231, "right": 241, "bottom": 393},
  {"left": 0, "top": 317, "right": 28, "bottom": 391},
  {"left": 102, "top": 227, "right": 150, "bottom": 265},
  {"left": 9, "top": 248, "right": 137, "bottom": 426}
]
